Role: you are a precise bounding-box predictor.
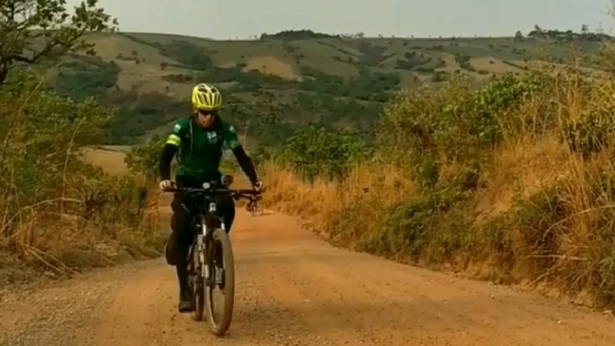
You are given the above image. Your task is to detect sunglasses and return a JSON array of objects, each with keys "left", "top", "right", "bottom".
[{"left": 197, "top": 109, "right": 215, "bottom": 117}]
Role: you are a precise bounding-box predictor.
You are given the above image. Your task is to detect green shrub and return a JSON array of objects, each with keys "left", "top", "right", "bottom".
[
  {"left": 279, "top": 126, "right": 370, "bottom": 181},
  {"left": 0, "top": 70, "right": 158, "bottom": 268},
  {"left": 54, "top": 59, "right": 120, "bottom": 101}
]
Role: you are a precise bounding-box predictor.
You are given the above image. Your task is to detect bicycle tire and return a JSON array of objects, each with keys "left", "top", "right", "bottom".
[
  {"left": 190, "top": 244, "right": 205, "bottom": 321},
  {"left": 205, "top": 228, "right": 235, "bottom": 336}
]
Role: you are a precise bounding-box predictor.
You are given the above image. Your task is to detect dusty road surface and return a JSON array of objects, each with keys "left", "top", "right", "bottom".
[{"left": 1, "top": 210, "right": 614, "bottom": 346}]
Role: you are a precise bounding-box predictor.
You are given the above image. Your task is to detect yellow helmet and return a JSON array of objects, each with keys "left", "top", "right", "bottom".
[{"left": 191, "top": 83, "right": 222, "bottom": 111}]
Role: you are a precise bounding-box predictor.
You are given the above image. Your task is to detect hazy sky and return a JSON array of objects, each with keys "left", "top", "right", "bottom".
[{"left": 80, "top": 0, "right": 614, "bottom": 39}]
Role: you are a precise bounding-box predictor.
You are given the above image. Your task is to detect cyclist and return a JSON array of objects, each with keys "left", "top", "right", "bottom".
[{"left": 158, "top": 83, "right": 263, "bottom": 313}]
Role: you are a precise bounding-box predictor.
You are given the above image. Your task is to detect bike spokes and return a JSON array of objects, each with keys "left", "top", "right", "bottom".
[
  {"left": 189, "top": 246, "right": 205, "bottom": 321},
  {"left": 208, "top": 240, "right": 226, "bottom": 317},
  {"left": 205, "top": 229, "right": 235, "bottom": 336}
]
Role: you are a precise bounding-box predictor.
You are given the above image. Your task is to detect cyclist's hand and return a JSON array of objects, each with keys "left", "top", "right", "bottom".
[
  {"left": 253, "top": 181, "right": 264, "bottom": 192},
  {"left": 159, "top": 179, "right": 175, "bottom": 191}
]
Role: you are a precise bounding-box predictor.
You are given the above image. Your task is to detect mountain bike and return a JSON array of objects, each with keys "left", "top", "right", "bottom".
[{"left": 164, "top": 175, "right": 261, "bottom": 337}]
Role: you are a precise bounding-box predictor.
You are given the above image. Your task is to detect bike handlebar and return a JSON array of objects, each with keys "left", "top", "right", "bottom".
[{"left": 163, "top": 186, "right": 262, "bottom": 201}]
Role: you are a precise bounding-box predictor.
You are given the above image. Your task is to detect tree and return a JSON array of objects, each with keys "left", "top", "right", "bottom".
[
  {"left": 514, "top": 30, "right": 524, "bottom": 41},
  {"left": 0, "top": 0, "right": 118, "bottom": 85}
]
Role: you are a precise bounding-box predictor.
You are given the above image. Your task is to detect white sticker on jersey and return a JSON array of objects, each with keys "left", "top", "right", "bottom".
[
  {"left": 206, "top": 131, "right": 218, "bottom": 143},
  {"left": 173, "top": 123, "right": 181, "bottom": 133},
  {"left": 229, "top": 125, "right": 235, "bottom": 133}
]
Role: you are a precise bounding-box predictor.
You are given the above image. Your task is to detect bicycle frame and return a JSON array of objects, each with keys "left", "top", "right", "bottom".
[
  {"left": 194, "top": 198, "right": 225, "bottom": 281},
  {"left": 165, "top": 178, "right": 261, "bottom": 335},
  {"left": 170, "top": 181, "right": 261, "bottom": 281}
]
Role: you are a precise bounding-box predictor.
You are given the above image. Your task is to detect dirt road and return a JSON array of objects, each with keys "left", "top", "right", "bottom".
[{"left": 1, "top": 210, "right": 614, "bottom": 346}]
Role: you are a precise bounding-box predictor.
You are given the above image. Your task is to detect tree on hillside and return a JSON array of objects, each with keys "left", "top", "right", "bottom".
[{"left": 0, "top": 0, "right": 117, "bottom": 85}]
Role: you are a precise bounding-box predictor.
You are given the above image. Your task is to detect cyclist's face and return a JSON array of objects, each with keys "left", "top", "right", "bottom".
[{"left": 196, "top": 109, "right": 215, "bottom": 128}]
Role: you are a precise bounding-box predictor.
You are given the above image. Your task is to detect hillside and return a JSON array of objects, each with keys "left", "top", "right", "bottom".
[{"left": 50, "top": 29, "right": 605, "bottom": 147}]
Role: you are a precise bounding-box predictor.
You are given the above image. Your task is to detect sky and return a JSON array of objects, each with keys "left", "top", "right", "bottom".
[{"left": 74, "top": 0, "right": 614, "bottom": 39}]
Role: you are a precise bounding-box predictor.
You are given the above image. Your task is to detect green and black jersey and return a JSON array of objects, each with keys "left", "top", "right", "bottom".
[{"left": 159, "top": 115, "right": 258, "bottom": 186}]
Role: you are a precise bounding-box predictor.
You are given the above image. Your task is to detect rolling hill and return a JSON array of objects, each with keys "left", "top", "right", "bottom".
[{"left": 49, "top": 29, "right": 606, "bottom": 148}]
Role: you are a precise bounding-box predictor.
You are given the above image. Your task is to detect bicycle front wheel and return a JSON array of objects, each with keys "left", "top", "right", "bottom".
[
  {"left": 205, "top": 228, "right": 235, "bottom": 336},
  {"left": 190, "top": 244, "right": 205, "bottom": 322}
]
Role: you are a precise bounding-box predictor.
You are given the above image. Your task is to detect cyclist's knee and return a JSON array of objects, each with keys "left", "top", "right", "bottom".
[{"left": 171, "top": 210, "right": 193, "bottom": 246}]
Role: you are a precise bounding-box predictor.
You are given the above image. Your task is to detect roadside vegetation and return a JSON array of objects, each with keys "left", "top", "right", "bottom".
[
  {"left": 0, "top": 0, "right": 163, "bottom": 284},
  {"left": 258, "top": 45, "right": 615, "bottom": 307}
]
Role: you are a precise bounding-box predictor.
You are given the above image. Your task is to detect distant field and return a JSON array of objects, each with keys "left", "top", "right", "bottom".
[
  {"left": 80, "top": 146, "right": 129, "bottom": 175},
  {"left": 54, "top": 30, "right": 605, "bottom": 146}
]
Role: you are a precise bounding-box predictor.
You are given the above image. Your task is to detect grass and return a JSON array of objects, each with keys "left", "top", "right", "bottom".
[{"left": 261, "top": 161, "right": 416, "bottom": 242}]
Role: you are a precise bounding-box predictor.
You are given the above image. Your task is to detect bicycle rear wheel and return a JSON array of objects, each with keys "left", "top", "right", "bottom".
[{"left": 205, "top": 228, "right": 235, "bottom": 336}]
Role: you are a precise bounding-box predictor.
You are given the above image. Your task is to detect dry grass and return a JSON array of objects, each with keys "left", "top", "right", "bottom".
[
  {"left": 470, "top": 57, "right": 524, "bottom": 74},
  {"left": 87, "top": 33, "right": 177, "bottom": 66},
  {"left": 475, "top": 135, "right": 570, "bottom": 221},
  {"left": 258, "top": 65, "right": 615, "bottom": 307},
  {"left": 80, "top": 146, "right": 129, "bottom": 175},
  {"left": 114, "top": 64, "right": 186, "bottom": 94},
  {"left": 261, "top": 160, "right": 416, "bottom": 242},
  {"left": 79, "top": 32, "right": 193, "bottom": 95},
  {"left": 242, "top": 56, "right": 301, "bottom": 80}
]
